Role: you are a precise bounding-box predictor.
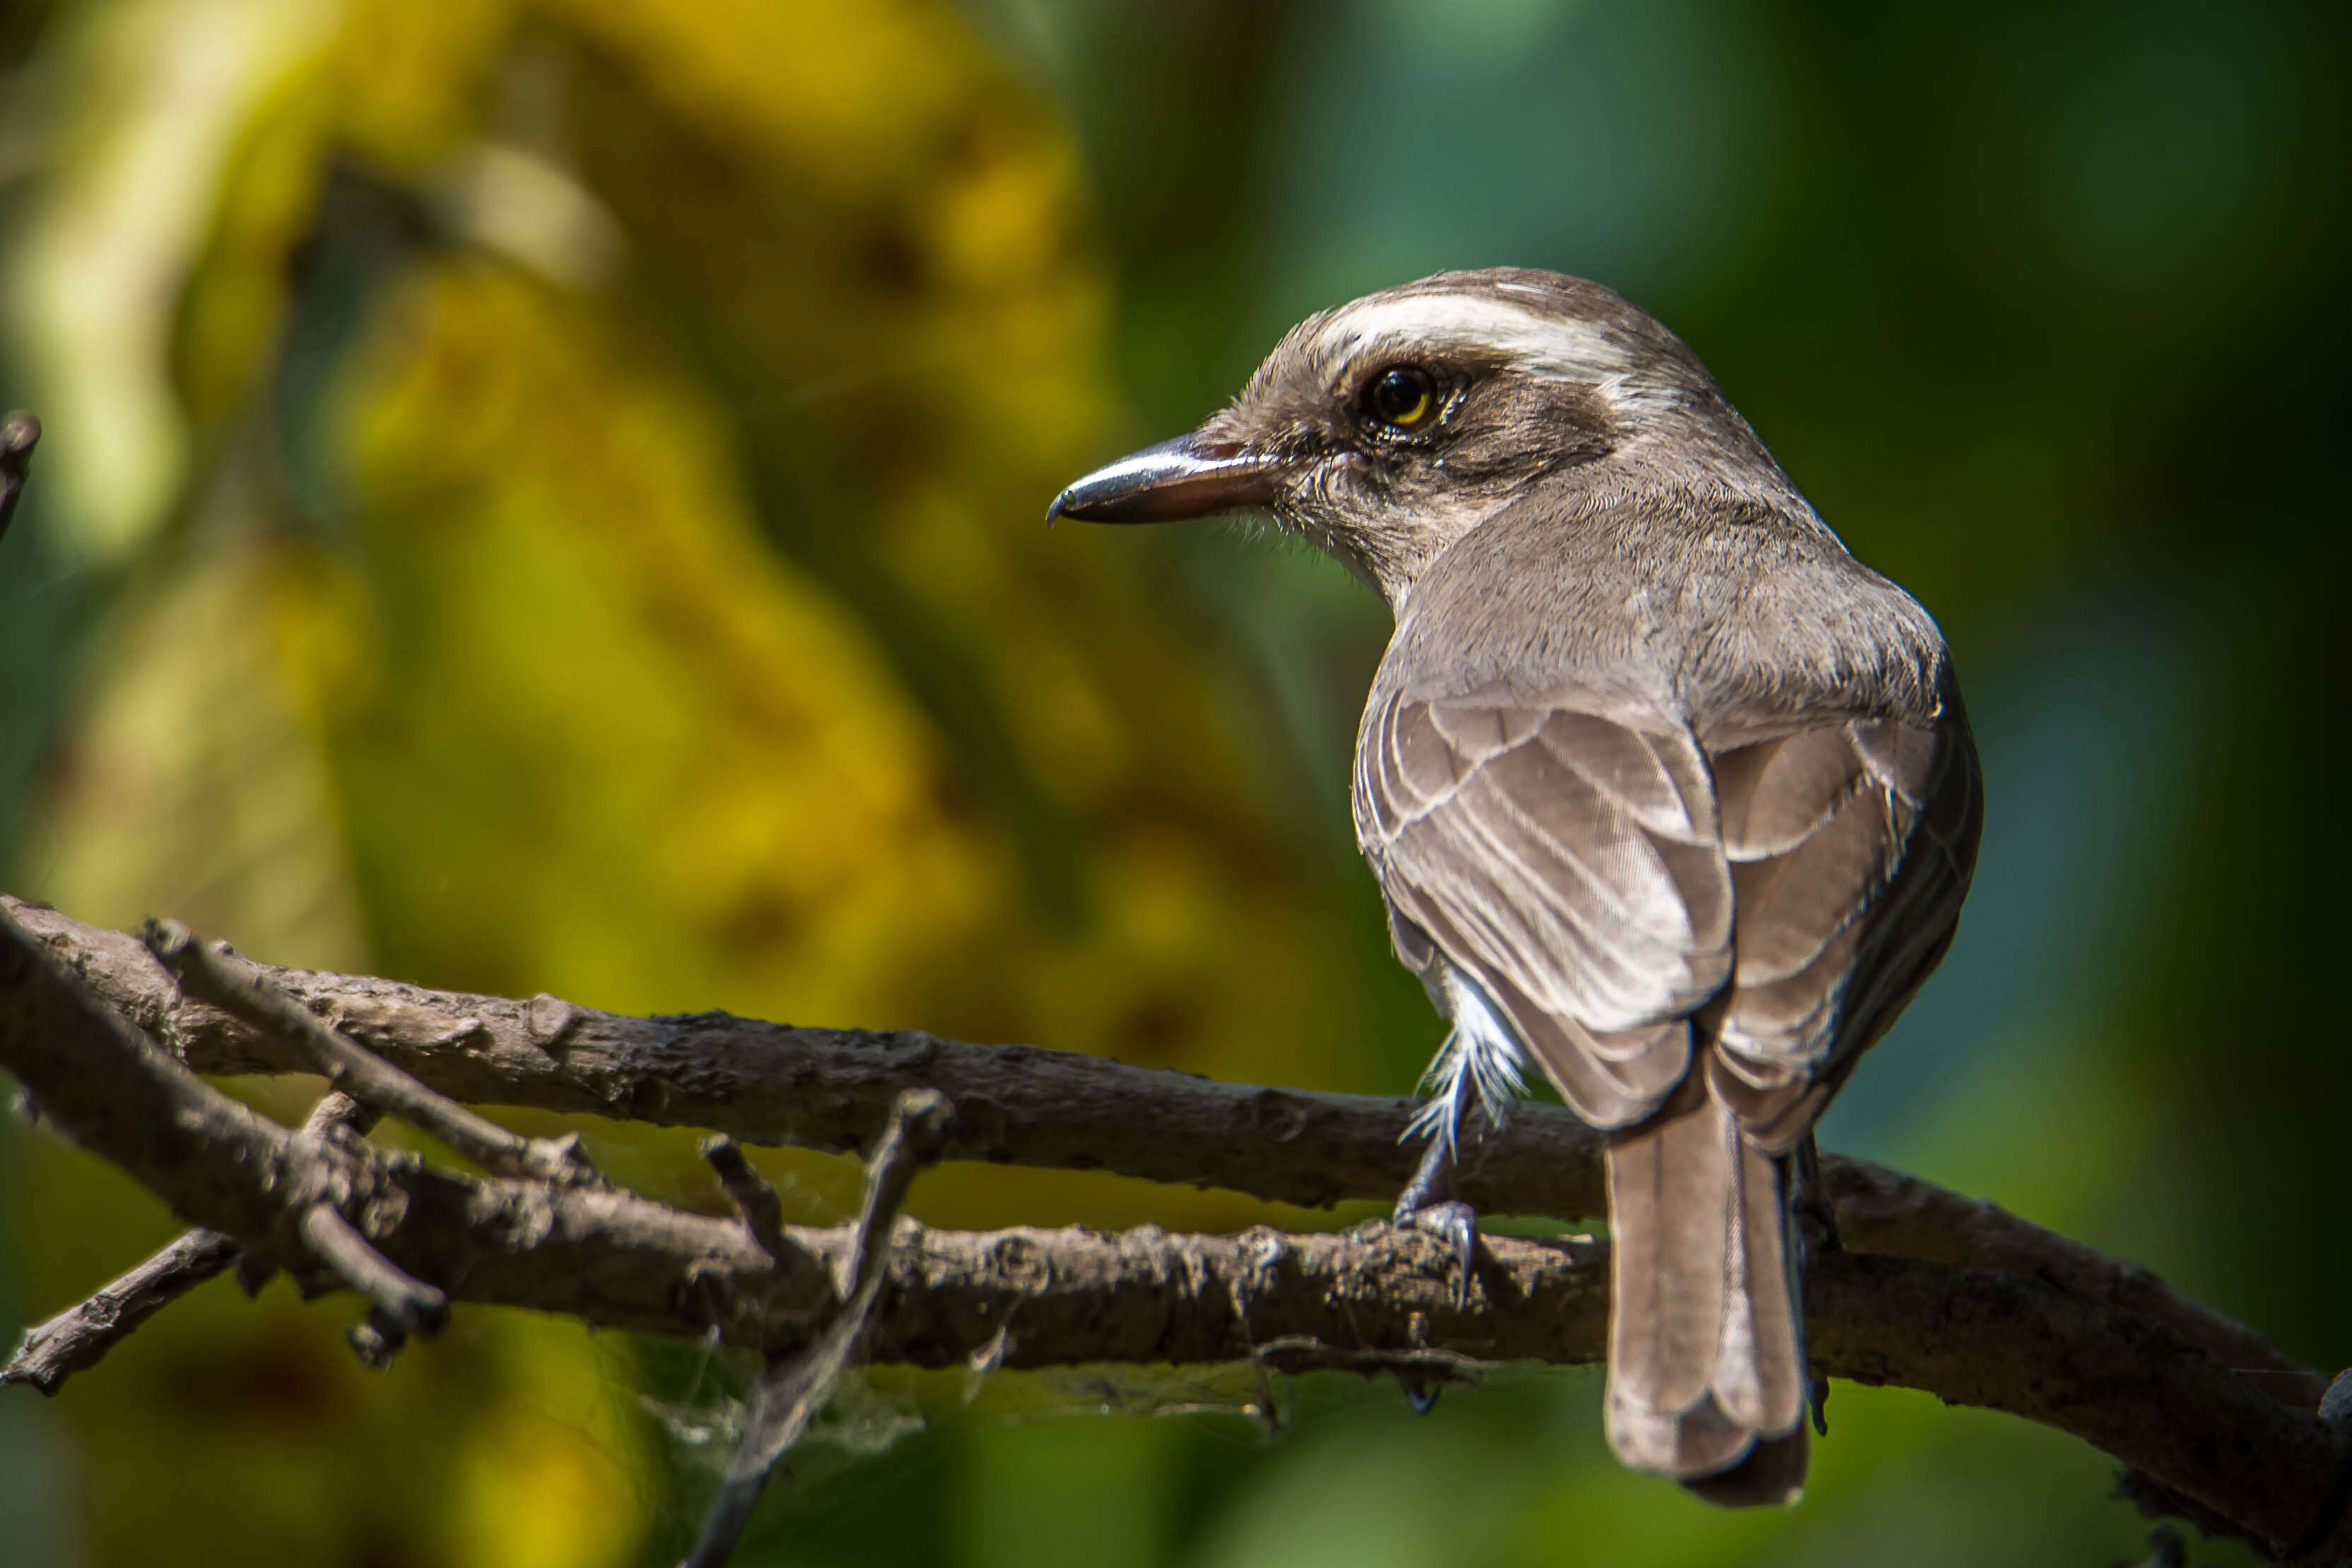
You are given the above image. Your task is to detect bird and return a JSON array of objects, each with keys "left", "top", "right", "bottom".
[{"left": 1048, "top": 268, "right": 1981, "bottom": 1504}]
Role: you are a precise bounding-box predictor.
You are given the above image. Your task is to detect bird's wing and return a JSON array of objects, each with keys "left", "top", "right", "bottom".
[
  {"left": 1705, "top": 707, "right": 1981, "bottom": 1148},
  {"left": 1356, "top": 689, "right": 1980, "bottom": 1136},
  {"left": 1354, "top": 690, "right": 1733, "bottom": 1128}
]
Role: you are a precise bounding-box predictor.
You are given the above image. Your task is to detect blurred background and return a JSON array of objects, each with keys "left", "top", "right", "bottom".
[{"left": 1, "top": 0, "right": 2347, "bottom": 1563}]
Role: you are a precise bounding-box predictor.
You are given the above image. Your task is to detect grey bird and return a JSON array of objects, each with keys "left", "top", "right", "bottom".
[{"left": 1049, "top": 269, "right": 1981, "bottom": 1503}]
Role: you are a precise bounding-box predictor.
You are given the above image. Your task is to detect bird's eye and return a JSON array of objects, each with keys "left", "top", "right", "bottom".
[{"left": 1365, "top": 365, "right": 1437, "bottom": 430}]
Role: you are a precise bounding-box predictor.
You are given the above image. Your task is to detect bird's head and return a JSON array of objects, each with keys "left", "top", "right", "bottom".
[{"left": 1049, "top": 268, "right": 1780, "bottom": 608}]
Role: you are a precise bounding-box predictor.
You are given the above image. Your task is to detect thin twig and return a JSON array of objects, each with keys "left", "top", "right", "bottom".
[
  {"left": 682, "top": 1090, "right": 954, "bottom": 1568},
  {"left": 300, "top": 1090, "right": 380, "bottom": 1142},
  {"left": 1, "top": 1230, "right": 239, "bottom": 1393},
  {"left": 296, "top": 1203, "right": 447, "bottom": 1336},
  {"left": 701, "top": 1136, "right": 792, "bottom": 1264},
  {"left": 0, "top": 1089, "right": 380, "bottom": 1391},
  {"left": 844, "top": 1087, "right": 952, "bottom": 1295},
  {"left": 142, "top": 919, "right": 593, "bottom": 1185}
]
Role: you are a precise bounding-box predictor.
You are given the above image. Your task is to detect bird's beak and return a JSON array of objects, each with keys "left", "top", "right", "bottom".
[{"left": 1046, "top": 432, "right": 1284, "bottom": 526}]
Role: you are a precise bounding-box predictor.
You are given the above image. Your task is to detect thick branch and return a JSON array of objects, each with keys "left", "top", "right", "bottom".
[
  {"left": 6, "top": 895, "right": 2321, "bottom": 1412},
  {"left": 4, "top": 905, "right": 2349, "bottom": 1560}
]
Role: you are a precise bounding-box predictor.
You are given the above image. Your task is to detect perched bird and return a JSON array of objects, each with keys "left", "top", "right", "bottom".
[{"left": 1050, "top": 269, "right": 1982, "bottom": 1503}]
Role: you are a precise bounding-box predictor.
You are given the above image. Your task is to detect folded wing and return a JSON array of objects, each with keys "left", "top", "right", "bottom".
[
  {"left": 1355, "top": 686, "right": 1978, "bottom": 1139},
  {"left": 1354, "top": 690, "right": 1732, "bottom": 1130}
]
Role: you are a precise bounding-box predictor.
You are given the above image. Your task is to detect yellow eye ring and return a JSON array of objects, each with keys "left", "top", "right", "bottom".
[{"left": 1367, "top": 365, "right": 1437, "bottom": 430}]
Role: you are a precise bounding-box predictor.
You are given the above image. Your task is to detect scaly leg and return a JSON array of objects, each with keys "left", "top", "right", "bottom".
[
  {"left": 1392, "top": 1071, "right": 1483, "bottom": 1413},
  {"left": 1393, "top": 1066, "right": 1481, "bottom": 1314}
]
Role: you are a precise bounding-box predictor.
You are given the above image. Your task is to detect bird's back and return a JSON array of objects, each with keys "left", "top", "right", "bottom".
[{"left": 1375, "top": 488, "right": 1951, "bottom": 745}]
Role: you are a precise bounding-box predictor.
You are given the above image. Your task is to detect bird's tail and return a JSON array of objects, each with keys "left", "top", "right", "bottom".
[{"left": 1603, "top": 1075, "right": 1810, "bottom": 1506}]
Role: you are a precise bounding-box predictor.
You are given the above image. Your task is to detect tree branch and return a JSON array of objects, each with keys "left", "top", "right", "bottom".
[
  {"left": 0, "top": 1091, "right": 375, "bottom": 1390},
  {"left": 701, "top": 1136, "right": 793, "bottom": 1263},
  {"left": 683, "top": 1088, "right": 953, "bottom": 1568},
  {"left": 5, "top": 895, "right": 2322, "bottom": 1411},
  {"left": 1, "top": 1230, "right": 239, "bottom": 1393},
  {"left": 141, "top": 919, "right": 594, "bottom": 1185},
  {"left": 3, "top": 900, "right": 2346, "bottom": 1562}
]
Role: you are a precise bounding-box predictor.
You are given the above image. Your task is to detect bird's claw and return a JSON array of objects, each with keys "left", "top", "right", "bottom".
[
  {"left": 1387, "top": 1194, "right": 1474, "bottom": 1413},
  {"left": 1403, "top": 1198, "right": 1480, "bottom": 1311},
  {"left": 1394, "top": 1121, "right": 1481, "bottom": 1312}
]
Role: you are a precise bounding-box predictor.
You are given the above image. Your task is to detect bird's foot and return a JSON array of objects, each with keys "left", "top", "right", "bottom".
[
  {"left": 1393, "top": 1126, "right": 1481, "bottom": 1314},
  {"left": 1402, "top": 1199, "right": 1480, "bottom": 1314}
]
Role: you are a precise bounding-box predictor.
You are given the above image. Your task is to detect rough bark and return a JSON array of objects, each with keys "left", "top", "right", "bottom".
[
  {"left": 3, "top": 899, "right": 2347, "bottom": 1563},
  {"left": 4, "top": 895, "right": 2320, "bottom": 1410}
]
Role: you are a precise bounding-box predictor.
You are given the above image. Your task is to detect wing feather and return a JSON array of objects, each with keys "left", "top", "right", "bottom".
[
  {"left": 1536, "top": 712, "right": 1717, "bottom": 844},
  {"left": 1719, "top": 712, "right": 1975, "bottom": 1083},
  {"left": 1360, "top": 683, "right": 1979, "bottom": 1143},
  {"left": 1360, "top": 692, "right": 1734, "bottom": 1124}
]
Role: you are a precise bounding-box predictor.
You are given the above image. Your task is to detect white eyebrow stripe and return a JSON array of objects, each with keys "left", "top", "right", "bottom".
[{"left": 1317, "top": 295, "right": 1636, "bottom": 385}]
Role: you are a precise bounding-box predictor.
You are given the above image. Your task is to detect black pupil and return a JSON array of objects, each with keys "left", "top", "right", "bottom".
[{"left": 1372, "top": 368, "right": 1431, "bottom": 425}]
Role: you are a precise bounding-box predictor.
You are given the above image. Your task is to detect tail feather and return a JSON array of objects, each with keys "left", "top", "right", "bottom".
[
  {"left": 1604, "top": 1075, "right": 1809, "bottom": 1505},
  {"left": 1717, "top": 1110, "right": 1804, "bottom": 1434},
  {"left": 1604, "top": 1083, "right": 1731, "bottom": 1420},
  {"left": 1681, "top": 1427, "right": 1812, "bottom": 1509}
]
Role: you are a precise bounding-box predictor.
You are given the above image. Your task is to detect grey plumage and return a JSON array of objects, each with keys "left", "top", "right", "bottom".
[{"left": 1051, "top": 268, "right": 1982, "bottom": 1504}]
